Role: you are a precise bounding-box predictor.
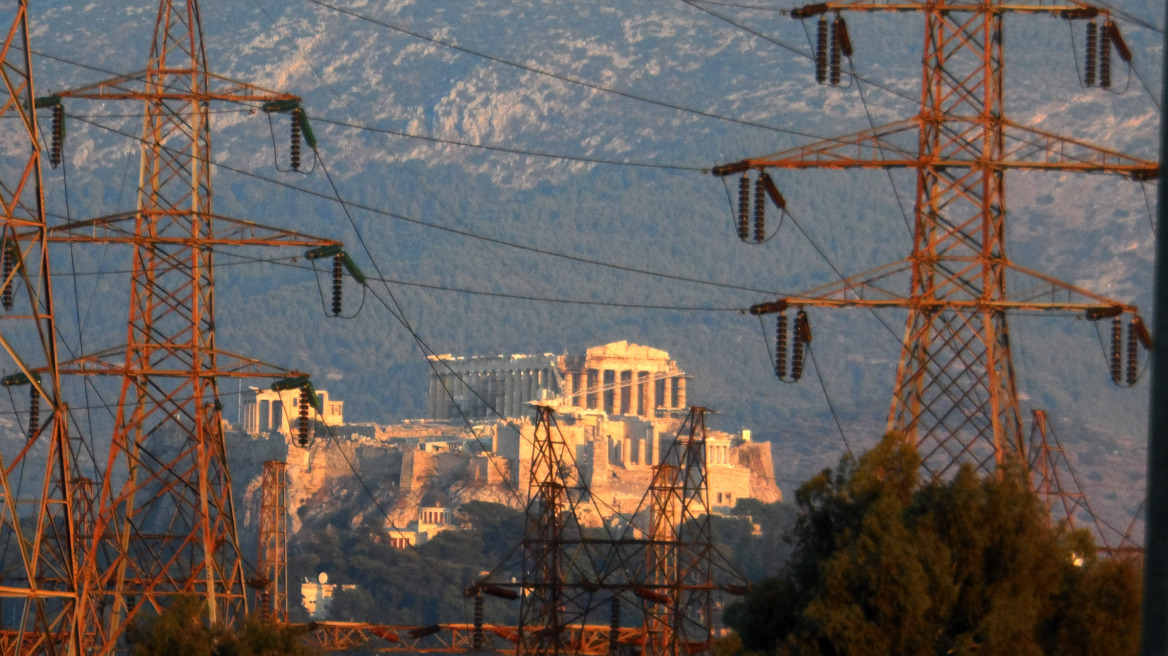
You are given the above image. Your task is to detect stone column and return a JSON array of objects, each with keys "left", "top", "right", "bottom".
[
  {"left": 512, "top": 370, "right": 526, "bottom": 418},
  {"left": 524, "top": 370, "right": 536, "bottom": 409},
  {"left": 242, "top": 398, "right": 251, "bottom": 434},
  {"left": 586, "top": 369, "right": 599, "bottom": 409},
  {"left": 635, "top": 371, "right": 647, "bottom": 417},
  {"left": 504, "top": 372, "right": 517, "bottom": 418},
  {"left": 677, "top": 377, "right": 687, "bottom": 409},
  {"left": 602, "top": 368, "right": 612, "bottom": 413},
  {"left": 493, "top": 373, "right": 505, "bottom": 415}
]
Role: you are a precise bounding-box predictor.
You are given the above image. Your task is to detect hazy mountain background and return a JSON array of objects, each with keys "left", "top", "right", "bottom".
[{"left": 13, "top": 0, "right": 1164, "bottom": 537}]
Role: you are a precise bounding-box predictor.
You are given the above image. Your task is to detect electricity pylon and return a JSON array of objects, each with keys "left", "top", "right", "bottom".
[
  {"left": 715, "top": 1, "right": 1158, "bottom": 477},
  {"left": 636, "top": 407, "right": 719, "bottom": 656},
  {"left": 0, "top": 1, "right": 81, "bottom": 654},
  {"left": 41, "top": 0, "right": 338, "bottom": 651},
  {"left": 511, "top": 404, "right": 612, "bottom": 656},
  {"left": 251, "top": 460, "right": 288, "bottom": 623},
  {"left": 1028, "top": 410, "right": 1142, "bottom": 556}
]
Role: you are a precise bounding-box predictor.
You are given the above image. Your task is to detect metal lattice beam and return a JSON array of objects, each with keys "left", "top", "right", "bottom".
[{"left": 718, "top": 0, "right": 1154, "bottom": 478}]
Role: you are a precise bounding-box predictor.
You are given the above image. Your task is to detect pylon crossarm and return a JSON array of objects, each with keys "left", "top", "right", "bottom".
[
  {"left": 749, "top": 257, "right": 1141, "bottom": 316},
  {"left": 714, "top": 117, "right": 1157, "bottom": 177},
  {"left": 713, "top": 119, "right": 918, "bottom": 174},
  {"left": 1001, "top": 260, "right": 1141, "bottom": 313},
  {"left": 54, "top": 346, "right": 308, "bottom": 379},
  {"left": 790, "top": 1, "right": 1100, "bottom": 15},
  {"left": 53, "top": 70, "right": 297, "bottom": 106},
  {"left": 999, "top": 120, "right": 1158, "bottom": 176},
  {"left": 46, "top": 211, "right": 340, "bottom": 248}
]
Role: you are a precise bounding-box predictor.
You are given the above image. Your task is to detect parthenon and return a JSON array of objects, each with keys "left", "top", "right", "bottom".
[{"left": 427, "top": 341, "right": 687, "bottom": 421}]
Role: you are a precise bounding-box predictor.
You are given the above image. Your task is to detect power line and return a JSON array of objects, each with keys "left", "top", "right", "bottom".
[
  {"left": 1088, "top": 0, "right": 1165, "bottom": 34},
  {"left": 301, "top": 0, "right": 832, "bottom": 140},
  {"left": 678, "top": 0, "right": 919, "bottom": 106},
  {"left": 65, "top": 113, "right": 787, "bottom": 297},
  {"left": 309, "top": 115, "right": 707, "bottom": 172}
]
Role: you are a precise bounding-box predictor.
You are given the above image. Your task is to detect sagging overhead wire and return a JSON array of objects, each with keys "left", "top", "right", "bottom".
[
  {"left": 680, "top": 0, "right": 916, "bottom": 105},
  {"left": 65, "top": 112, "right": 786, "bottom": 297},
  {"left": 301, "top": 0, "right": 834, "bottom": 141},
  {"left": 269, "top": 389, "right": 475, "bottom": 590},
  {"left": 32, "top": 48, "right": 706, "bottom": 171},
  {"left": 304, "top": 137, "right": 659, "bottom": 530},
  {"left": 308, "top": 139, "right": 529, "bottom": 501},
  {"left": 308, "top": 115, "right": 707, "bottom": 172},
  {"left": 46, "top": 251, "right": 749, "bottom": 312}
]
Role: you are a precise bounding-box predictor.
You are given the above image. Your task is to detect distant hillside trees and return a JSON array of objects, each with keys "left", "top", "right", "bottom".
[
  {"left": 288, "top": 497, "right": 797, "bottom": 625},
  {"left": 724, "top": 434, "right": 1142, "bottom": 656}
]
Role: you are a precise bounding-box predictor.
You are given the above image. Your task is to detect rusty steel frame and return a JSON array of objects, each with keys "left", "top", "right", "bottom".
[
  {"left": 637, "top": 408, "right": 715, "bottom": 656},
  {"left": 252, "top": 460, "right": 288, "bottom": 623},
  {"left": 468, "top": 406, "right": 748, "bottom": 656},
  {"left": 40, "top": 1, "right": 335, "bottom": 653},
  {"left": 298, "top": 622, "right": 645, "bottom": 654},
  {"left": 0, "top": 2, "right": 80, "bottom": 654},
  {"left": 511, "top": 404, "right": 615, "bottom": 656},
  {"left": 717, "top": 0, "right": 1157, "bottom": 478},
  {"left": 1028, "top": 410, "right": 1143, "bottom": 557}
]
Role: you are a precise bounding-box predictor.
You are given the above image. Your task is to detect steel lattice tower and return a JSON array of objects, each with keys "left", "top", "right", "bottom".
[
  {"left": 252, "top": 460, "right": 288, "bottom": 623},
  {"left": 717, "top": 0, "right": 1158, "bottom": 477},
  {"left": 0, "top": 1, "right": 81, "bottom": 653},
  {"left": 637, "top": 408, "right": 716, "bottom": 656},
  {"left": 514, "top": 404, "right": 610, "bottom": 656},
  {"left": 42, "top": 0, "right": 337, "bottom": 651}
]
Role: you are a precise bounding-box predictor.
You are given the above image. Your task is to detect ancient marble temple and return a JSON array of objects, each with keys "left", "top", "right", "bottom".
[{"left": 427, "top": 341, "right": 688, "bottom": 421}]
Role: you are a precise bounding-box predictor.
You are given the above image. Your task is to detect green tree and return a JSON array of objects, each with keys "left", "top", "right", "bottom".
[
  {"left": 128, "top": 596, "right": 320, "bottom": 656},
  {"left": 724, "top": 433, "right": 1142, "bottom": 656}
]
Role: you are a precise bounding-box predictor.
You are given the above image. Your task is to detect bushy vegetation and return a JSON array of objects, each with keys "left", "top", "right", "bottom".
[
  {"left": 288, "top": 502, "right": 527, "bottom": 625},
  {"left": 724, "top": 434, "right": 1142, "bottom": 656},
  {"left": 289, "top": 498, "right": 797, "bottom": 625},
  {"left": 127, "top": 596, "right": 318, "bottom": 656}
]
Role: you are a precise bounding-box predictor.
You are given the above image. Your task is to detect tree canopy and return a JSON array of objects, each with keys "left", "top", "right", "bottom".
[
  {"left": 724, "top": 434, "right": 1141, "bottom": 656},
  {"left": 127, "top": 596, "right": 319, "bottom": 656}
]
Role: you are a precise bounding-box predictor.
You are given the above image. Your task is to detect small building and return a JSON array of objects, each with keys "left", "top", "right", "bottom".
[
  {"left": 300, "top": 572, "right": 356, "bottom": 619},
  {"left": 240, "top": 387, "right": 344, "bottom": 440},
  {"left": 388, "top": 527, "right": 418, "bottom": 549},
  {"left": 387, "top": 504, "right": 456, "bottom": 549}
]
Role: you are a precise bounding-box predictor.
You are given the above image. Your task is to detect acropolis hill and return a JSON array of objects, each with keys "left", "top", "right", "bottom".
[{"left": 231, "top": 341, "right": 782, "bottom": 542}]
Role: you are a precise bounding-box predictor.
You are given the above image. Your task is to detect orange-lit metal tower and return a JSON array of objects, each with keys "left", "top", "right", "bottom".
[
  {"left": 717, "top": 1, "right": 1157, "bottom": 477},
  {"left": 513, "top": 404, "right": 610, "bottom": 656},
  {"left": 1028, "top": 410, "right": 1142, "bottom": 556},
  {"left": 42, "top": 0, "right": 338, "bottom": 651},
  {"left": 0, "top": 1, "right": 81, "bottom": 653},
  {"left": 637, "top": 407, "right": 717, "bottom": 656},
  {"left": 252, "top": 460, "right": 288, "bottom": 622}
]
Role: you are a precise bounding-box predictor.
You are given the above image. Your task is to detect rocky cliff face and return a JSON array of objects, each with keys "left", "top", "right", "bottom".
[{"left": 239, "top": 424, "right": 783, "bottom": 538}]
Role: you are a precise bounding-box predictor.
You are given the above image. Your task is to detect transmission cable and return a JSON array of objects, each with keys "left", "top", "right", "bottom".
[
  {"left": 311, "top": 140, "right": 647, "bottom": 545},
  {"left": 1088, "top": 0, "right": 1165, "bottom": 34},
  {"left": 67, "top": 112, "right": 786, "bottom": 297},
  {"left": 679, "top": 0, "right": 918, "bottom": 106},
  {"left": 312, "top": 145, "right": 528, "bottom": 506},
  {"left": 302, "top": 0, "right": 832, "bottom": 141},
  {"left": 310, "top": 115, "right": 707, "bottom": 172}
]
